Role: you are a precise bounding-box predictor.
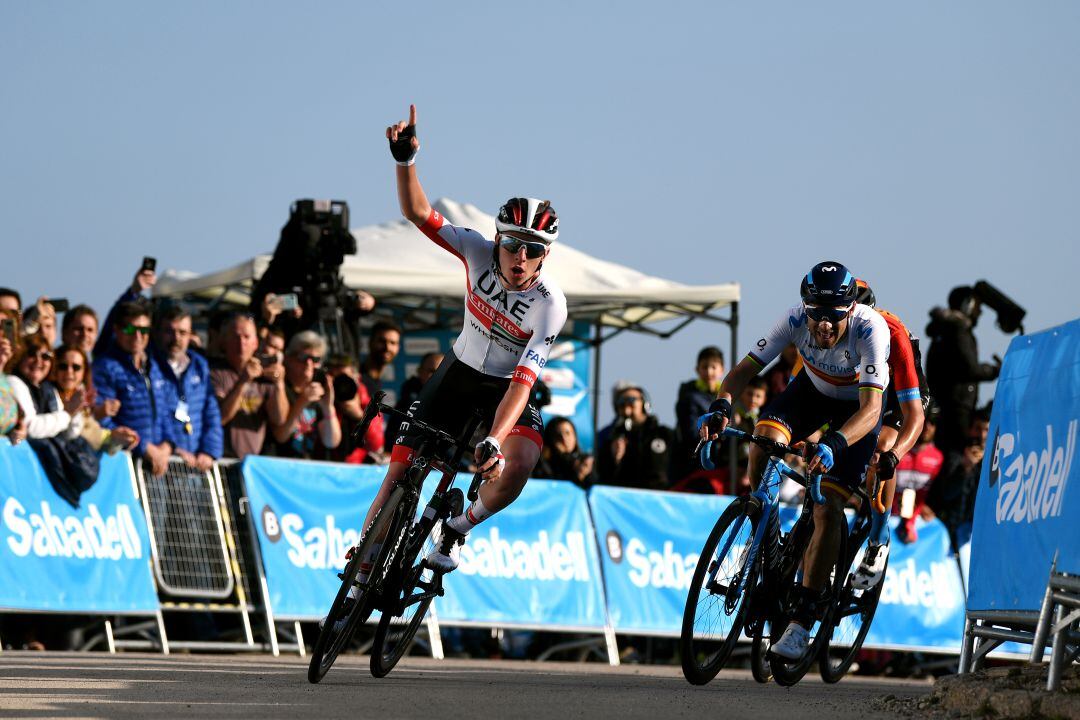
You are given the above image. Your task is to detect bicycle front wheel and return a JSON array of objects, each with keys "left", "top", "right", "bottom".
[
  {"left": 308, "top": 486, "right": 405, "bottom": 683},
  {"left": 769, "top": 515, "right": 848, "bottom": 687},
  {"left": 818, "top": 527, "right": 888, "bottom": 683},
  {"left": 680, "top": 497, "right": 759, "bottom": 685},
  {"left": 369, "top": 503, "right": 440, "bottom": 677}
]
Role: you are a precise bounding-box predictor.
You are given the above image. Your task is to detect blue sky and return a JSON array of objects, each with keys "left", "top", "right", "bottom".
[{"left": 3, "top": 2, "right": 1078, "bottom": 428}]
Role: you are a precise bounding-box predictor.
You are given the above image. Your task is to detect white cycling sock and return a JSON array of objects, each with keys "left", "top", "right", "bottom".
[
  {"left": 351, "top": 541, "right": 382, "bottom": 594},
  {"left": 446, "top": 497, "right": 492, "bottom": 534}
]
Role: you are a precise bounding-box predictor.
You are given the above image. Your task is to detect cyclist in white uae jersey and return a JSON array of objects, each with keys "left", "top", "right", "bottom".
[
  {"left": 346, "top": 105, "right": 567, "bottom": 588},
  {"left": 699, "top": 261, "right": 890, "bottom": 661}
]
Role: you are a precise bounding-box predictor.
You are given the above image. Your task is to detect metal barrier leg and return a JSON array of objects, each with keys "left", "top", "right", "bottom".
[
  {"left": 426, "top": 606, "right": 444, "bottom": 660},
  {"left": 1048, "top": 603, "right": 1067, "bottom": 692},
  {"left": 294, "top": 621, "right": 306, "bottom": 658},
  {"left": 959, "top": 616, "right": 975, "bottom": 673},
  {"left": 1031, "top": 584, "right": 1055, "bottom": 663},
  {"left": 105, "top": 620, "right": 116, "bottom": 654},
  {"left": 155, "top": 610, "right": 170, "bottom": 655},
  {"left": 603, "top": 624, "right": 620, "bottom": 666}
]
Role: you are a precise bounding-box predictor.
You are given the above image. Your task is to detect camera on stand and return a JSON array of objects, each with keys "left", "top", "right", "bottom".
[{"left": 252, "top": 199, "right": 360, "bottom": 357}]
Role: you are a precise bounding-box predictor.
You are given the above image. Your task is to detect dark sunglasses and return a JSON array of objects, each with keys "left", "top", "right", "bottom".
[
  {"left": 804, "top": 304, "right": 852, "bottom": 323},
  {"left": 298, "top": 354, "right": 323, "bottom": 365},
  {"left": 122, "top": 324, "right": 152, "bottom": 336},
  {"left": 58, "top": 362, "right": 83, "bottom": 371},
  {"left": 498, "top": 235, "right": 548, "bottom": 259},
  {"left": 30, "top": 350, "right": 54, "bottom": 362},
  {"left": 616, "top": 395, "right": 644, "bottom": 406}
]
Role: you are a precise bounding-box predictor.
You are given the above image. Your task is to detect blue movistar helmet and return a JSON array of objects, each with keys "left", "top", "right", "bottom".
[{"left": 800, "top": 261, "right": 858, "bottom": 308}]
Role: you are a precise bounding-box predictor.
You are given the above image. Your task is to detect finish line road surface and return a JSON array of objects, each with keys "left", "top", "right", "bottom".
[{"left": 0, "top": 653, "right": 931, "bottom": 719}]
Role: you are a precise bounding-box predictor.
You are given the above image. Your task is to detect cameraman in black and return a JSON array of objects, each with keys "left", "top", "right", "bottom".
[
  {"left": 925, "top": 286, "right": 1001, "bottom": 454},
  {"left": 596, "top": 381, "right": 675, "bottom": 490}
]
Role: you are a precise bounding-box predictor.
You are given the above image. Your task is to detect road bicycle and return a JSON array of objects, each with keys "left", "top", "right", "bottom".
[
  {"left": 681, "top": 427, "right": 886, "bottom": 686},
  {"left": 308, "top": 392, "right": 482, "bottom": 682}
]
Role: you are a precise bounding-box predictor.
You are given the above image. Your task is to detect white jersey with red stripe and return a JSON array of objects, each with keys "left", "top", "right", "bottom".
[
  {"left": 748, "top": 303, "right": 891, "bottom": 400},
  {"left": 417, "top": 208, "right": 568, "bottom": 388}
]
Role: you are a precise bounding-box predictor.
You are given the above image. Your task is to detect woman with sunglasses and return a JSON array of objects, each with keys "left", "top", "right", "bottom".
[
  {"left": 698, "top": 260, "right": 891, "bottom": 662},
  {"left": 50, "top": 344, "right": 138, "bottom": 451},
  {"left": 345, "top": 104, "right": 568, "bottom": 581},
  {"left": 7, "top": 335, "right": 86, "bottom": 439}
]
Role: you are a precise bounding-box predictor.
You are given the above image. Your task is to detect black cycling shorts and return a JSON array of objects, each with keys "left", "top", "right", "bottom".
[
  {"left": 392, "top": 350, "right": 544, "bottom": 460},
  {"left": 756, "top": 372, "right": 884, "bottom": 499}
]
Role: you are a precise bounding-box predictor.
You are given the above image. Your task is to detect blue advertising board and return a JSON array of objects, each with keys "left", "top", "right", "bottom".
[
  {"left": 0, "top": 442, "right": 158, "bottom": 613},
  {"left": 967, "top": 319, "right": 1080, "bottom": 613},
  {"left": 242, "top": 458, "right": 607, "bottom": 630},
  {"left": 437, "top": 479, "right": 607, "bottom": 629},
  {"left": 589, "top": 485, "right": 966, "bottom": 651},
  {"left": 241, "top": 457, "right": 382, "bottom": 619},
  {"left": 864, "top": 517, "right": 966, "bottom": 651}
]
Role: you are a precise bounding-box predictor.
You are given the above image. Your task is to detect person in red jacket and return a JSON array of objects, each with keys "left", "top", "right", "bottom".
[{"left": 892, "top": 400, "right": 944, "bottom": 543}]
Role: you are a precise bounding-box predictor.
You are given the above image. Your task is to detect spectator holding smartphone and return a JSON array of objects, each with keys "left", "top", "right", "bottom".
[
  {"left": 153, "top": 306, "right": 223, "bottom": 472},
  {"left": 0, "top": 329, "right": 23, "bottom": 443},
  {"left": 271, "top": 331, "right": 340, "bottom": 458},
  {"left": 92, "top": 303, "right": 174, "bottom": 476},
  {"left": 94, "top": 259, "right": 157, "bottom": 359},
  {"left": 211, "top": 313, "right": 288, "bottom": 460}
]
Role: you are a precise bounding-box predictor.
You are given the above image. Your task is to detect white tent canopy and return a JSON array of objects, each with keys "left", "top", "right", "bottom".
[{"left": 156, "top": 198, "right": 739, "bottom": 336}]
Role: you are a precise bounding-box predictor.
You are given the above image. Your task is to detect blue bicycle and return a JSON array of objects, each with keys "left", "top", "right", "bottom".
[{"left": 680, "top": 427, "right": 866, "bottom": 686}]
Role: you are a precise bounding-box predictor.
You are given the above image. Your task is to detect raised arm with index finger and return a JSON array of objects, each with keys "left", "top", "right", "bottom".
[{"left": 387, "top": 104, "right": 431, "bottom": 225}]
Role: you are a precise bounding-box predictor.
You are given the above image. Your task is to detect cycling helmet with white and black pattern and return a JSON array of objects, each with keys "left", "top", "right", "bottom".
[{"left": 495, "top": 197, "right": 559, "bottom": 244}]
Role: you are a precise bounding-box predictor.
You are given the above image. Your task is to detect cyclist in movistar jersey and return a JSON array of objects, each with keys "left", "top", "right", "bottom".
[
  {"left": 349, "top": 105, "right": 567, "bottom": 588},
  {"left": 785, "top": 278, "right": 926, "bottom": 589},
  {"left": 700, "top": 261, "right": 890, "bottom": 661}
]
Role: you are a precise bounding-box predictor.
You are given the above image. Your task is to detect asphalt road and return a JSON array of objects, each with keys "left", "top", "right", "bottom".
[{"left": 0, "top": 652, "right": 931, "bottom": 719}]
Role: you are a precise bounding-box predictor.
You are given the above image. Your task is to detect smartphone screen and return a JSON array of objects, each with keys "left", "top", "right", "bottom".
[
  {"left": 141, "top": 256, "right": 157, "bottom": 273},
  {"left": 47, "top": 298, "right": 70, "bottom": 313},
  {"left": 1, "top": 318, "right": 15, "bottom": 346},
  {"left": 279, "top": 293, "right": 299, "bottom": 311}
]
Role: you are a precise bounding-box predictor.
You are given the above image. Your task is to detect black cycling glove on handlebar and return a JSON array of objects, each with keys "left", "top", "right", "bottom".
[
  {"left": 389, "top": 125, "right": 417, "bottom": 165},
  {"left": 706, "top": 398, "right": 732, "bottom": 434},
  {"left": 876, "top": 450, "right": 899, "bottom": 480}
]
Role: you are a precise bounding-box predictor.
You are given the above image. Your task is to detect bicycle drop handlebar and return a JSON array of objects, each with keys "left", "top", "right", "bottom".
[{"left": 698, "top": 427, "right": 827, "bottom": 504}]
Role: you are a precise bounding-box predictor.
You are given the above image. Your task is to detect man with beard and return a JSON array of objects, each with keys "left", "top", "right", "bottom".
[
  {"left": 699, "top": 261, "right": 890, "bottom": 661},
  {"left": 360, "top": 320, "right": 402, "bottom": 403}
]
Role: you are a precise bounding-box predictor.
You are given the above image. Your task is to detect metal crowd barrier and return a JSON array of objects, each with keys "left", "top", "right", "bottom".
[
  {"left": 117, "top": 457, "right": 260, "bottom": 653},
  {"left": 1030, "top": 559, "right": 1080, "bottom": 691}
]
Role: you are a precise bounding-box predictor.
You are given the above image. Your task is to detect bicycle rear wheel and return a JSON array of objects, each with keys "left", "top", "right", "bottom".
[
  {"left": 369, "top": 510, "right": 444, "bottom": 678},
  {"left": 307, "top": 486, "right": 405, "bottom": 683},
  {"left": 819, "top": 528, "right": 888, "bottom": 683},
  {"left": 769, "top": 516, "right": 848, "bottom": 687},
  {"left": 680, "top": 497, "right": 759, "bottom": 685}
]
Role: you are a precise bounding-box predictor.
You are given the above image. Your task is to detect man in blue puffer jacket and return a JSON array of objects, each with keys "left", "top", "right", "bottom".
[
  {"left": 153, "top": 305, "right": 223, "bottom": 471},
  {"left": 92, "top": 302, "right": 175, "bottom": 476}
]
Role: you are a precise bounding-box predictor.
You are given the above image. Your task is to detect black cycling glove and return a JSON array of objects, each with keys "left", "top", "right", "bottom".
[
  {"left": 876, "top": 450, "right": 899, "bottom": 480},
  {"left": 389, "top": 125, "right": 417, "bottom": 165}
]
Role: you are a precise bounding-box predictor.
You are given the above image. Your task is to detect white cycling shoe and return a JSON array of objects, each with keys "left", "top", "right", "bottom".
[
  {"left": 771, "top": 622, "right": 810, "bottom": 661},
  {"left": 852, "top": 542, "right": 890, "bottom": 590},
  {"left": 424, "top": 525, "right": 467, "bottom": 573}
]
